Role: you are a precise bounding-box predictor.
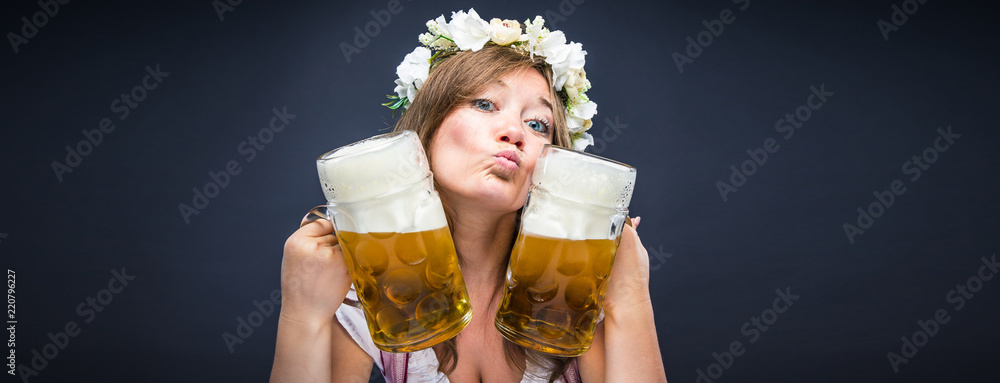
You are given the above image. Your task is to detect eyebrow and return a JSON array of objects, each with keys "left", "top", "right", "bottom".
[{"left": 538, "top": 97, "right": 553, "bottom": 111}]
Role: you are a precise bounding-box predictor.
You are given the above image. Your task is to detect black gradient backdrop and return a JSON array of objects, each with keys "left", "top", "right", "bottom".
[{"left": 2, "top": 0, "right": 998, "bottom": 382}]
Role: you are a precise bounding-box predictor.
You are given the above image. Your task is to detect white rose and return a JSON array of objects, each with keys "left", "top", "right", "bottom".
[
  {"left": 571, "top": 100, "right": 597, "bottom": 121},
  {"left": 546, "top": 41, "right": 586, "bottom": 91},
  {"left": 536, "top": 30, "right": 566, "bottom": 59},
  {"left": 393, "top": 78, "right": 421, "bottom": 104},
  {"left": 447, "top": 9, "right": 490, "bottom": 51},
  {"left": 566, "top": 114, "right": 584, "bottom": 133},
  {"left": 565, "top": 99, "right": 597, "bottom": 133},
  {"left": 490, "top": 18, "right": 522, "bottom": 46},
  {"left": 571, "top": 132, "right": 594, "bottom": 151},
  {"left": 394, "top": 47, "right": 431, "bottom": 102}
]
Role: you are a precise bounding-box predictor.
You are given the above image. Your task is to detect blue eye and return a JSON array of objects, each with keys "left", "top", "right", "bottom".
[
  {"left": 472, "top": 99, "right": 495, "bottom": 111},
  {"left": 526, "top": 119, "right": 550, "bottom": 134}
]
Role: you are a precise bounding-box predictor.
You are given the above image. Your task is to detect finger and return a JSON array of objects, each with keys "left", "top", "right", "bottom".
[
  {"left": 318, "top": 232, "right": 340, "bottom": 247},
  {"left": 299, "top": 214, "right": 326, "bottom": 228},
  {"left": 298, "top": 218, "right": 336, "bottom": 238},
  {"left": 300, "top": 206, "right": 329, "bottom": 227},
  {"left": 620, "top": 224, "right": 646, "bottom": 251},
  {"left": 633, "top": 216, "right": 641, "bottom": 229}
]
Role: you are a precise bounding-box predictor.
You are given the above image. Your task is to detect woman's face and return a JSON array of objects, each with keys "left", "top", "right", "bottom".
[{"left": 429, "top": 68, "right": 555, "bottom": 213}]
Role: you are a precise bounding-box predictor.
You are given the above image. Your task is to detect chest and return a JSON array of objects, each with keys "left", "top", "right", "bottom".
[{"left": 438, "top": 296, "right": 524, "bottom": 382}]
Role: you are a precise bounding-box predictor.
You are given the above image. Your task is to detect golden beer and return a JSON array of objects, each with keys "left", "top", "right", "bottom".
[
  {"left": 338, "top": 227, "right": 472, "bottom": 352},
  {"left": 494, "top": 144, "right": 636, "bottom": 356},
  {"left": 495, "top": 232, "right": 618, "bottom": 356},
  {"left": 316, "top": 131, "right": 471, "bottom": 353}
]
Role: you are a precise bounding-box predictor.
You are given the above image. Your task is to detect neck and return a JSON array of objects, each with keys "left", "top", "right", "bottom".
[{"left": 441, "top": 195, "right": 518, "bottom": 291}]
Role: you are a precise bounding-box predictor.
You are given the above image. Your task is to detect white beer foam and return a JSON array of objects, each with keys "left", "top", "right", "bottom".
[
  {"left": 317, "top": 131, "right": 430, "bottom": 204},
  {"left": 520, "top": 147, "right": 635, "bottom": 240},
  {"left": 317, "top": 131, "right": 446, "bottom": 233},
  {"left": 520, "top": 194, "right": 621, "bottom": 240},
  {"left": 332, "top": 188, "right": 448, "bottom": 233},
  {"left": 532, "top": 147, "right": 635, "bottom": 210}
]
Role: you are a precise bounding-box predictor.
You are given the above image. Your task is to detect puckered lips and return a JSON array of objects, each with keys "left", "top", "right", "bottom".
[{"left": 493, "top": 148, "right": 521, "bottom": 173}]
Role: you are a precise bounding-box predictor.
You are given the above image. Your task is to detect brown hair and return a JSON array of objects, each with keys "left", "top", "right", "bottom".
[{"left": 391, "top": 44, "right": 574, "bottom": 382}]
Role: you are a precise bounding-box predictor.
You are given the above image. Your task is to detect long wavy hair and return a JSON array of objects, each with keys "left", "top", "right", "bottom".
[{"left": 391, "top": 44, "right": 573, "bottom": 382}]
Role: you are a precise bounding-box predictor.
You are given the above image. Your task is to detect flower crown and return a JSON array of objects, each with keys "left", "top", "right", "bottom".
[{"left": 384, "top": 9, "right": 596, "bottom": 151}]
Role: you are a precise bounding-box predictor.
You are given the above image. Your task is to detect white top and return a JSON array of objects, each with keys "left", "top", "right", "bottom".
[{"left": 334, "top": 288, "right": 581, "bottom": 383}]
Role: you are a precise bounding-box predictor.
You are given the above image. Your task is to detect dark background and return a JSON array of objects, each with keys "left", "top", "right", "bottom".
[{"left": 3, "top": 0, "right": 998, "bottom": 382}]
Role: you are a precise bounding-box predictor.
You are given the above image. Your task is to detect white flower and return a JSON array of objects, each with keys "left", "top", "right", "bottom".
[
  {"left": 572, "top": 100, "right": 597, "bottom": 120},
  {"left": 388, "top": 10, "right": 599, "bottom": 151},
  {"left": 489, "top": 18, "right": 522, "bottom": 46},
  {"left": 566, "top": 115, "right": 584, "bottom": 133},
  {"left": 566, "top": 68, "right": 589, "bottom": 91},
  {"left": 537, "top": 30, "right": 567, "bottom": 60},
  {"left": 545, "top": 40, "right": 586, "bottom": 91},
  {"left": 421, "top": 15, "right": 457, "bottom": 50},
  {"left": 426, "top": 18, "right": 446, "bottom": 36},
  {"left": 447, "top": 9, "right": 490, "bottom": 51},
  {"left": 524, "top": 16, "right": 546, "bottom": 46},
  {"left": 566, "top": 99, "right": 597, "bottom": 134},
  {"left": 562, "top": 70, "right": 583, "bottom": 99},
  {"left": 393, "top": 47, "right": 431, "bottom": 103},
  {"left": 418, "top": 32, "right": 434, "bottom": 46},
  {"left": 571, "top": 132, "right": 594, "bottom": 151}
]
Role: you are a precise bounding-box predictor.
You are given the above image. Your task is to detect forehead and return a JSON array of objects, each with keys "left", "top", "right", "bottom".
[{"left": 489, "top": 69, "right": 552, "bottom": 98}]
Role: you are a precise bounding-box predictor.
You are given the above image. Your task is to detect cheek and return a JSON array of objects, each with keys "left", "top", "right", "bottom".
[
  {"left": 429, "top": 119, "right": 473, "bottom": 181},
  {"left": 429, "top": 137, "right": 458, "bottom": 179},
  {"left": 523, "top": 137, "right": 551, "bottom": 166}
]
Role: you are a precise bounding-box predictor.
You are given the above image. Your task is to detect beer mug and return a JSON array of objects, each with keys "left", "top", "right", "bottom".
[
  {"left": 495, "top": 145, "right": 636, "bottom": 356},
  {"left": 312, "top": 130, "right": 472, "bottom": 353}
]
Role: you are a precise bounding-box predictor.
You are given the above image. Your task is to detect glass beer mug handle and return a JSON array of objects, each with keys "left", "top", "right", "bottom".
[
  {"left": 300, "top": 205, "right": 362, "bottom": 309},
  {"left": 301, "top": 205, "right": 332, "bottom": 228}
]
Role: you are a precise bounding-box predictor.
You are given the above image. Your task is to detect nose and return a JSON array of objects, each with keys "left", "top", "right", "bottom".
[{"left": 496, "top": 115, "right": 525, "bottom": 149}]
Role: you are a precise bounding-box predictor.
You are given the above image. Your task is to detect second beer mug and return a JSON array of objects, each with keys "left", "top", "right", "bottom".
[
  {"left": 495, "top": 145, "right": 636, "bottom": 356},
  {"left": 315, "top": 130, "right": 472, "bottom": 353}
]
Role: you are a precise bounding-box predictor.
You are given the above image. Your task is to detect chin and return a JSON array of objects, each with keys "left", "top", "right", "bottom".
[{"left": 473, "top": 181, "right": 525, "bottom": 210}]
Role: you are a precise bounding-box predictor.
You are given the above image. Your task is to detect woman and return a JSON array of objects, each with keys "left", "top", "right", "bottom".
[{"left": 271, "top": 10, "right": 667, "bottom": 383}]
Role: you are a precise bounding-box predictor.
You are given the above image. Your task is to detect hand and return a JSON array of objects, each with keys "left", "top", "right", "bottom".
[
  {"left": 602, "top": 217, "right": 653, "bottom": 319},
  {"left": 279, "top": 217, "right": 353, "bottom": 324}
]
